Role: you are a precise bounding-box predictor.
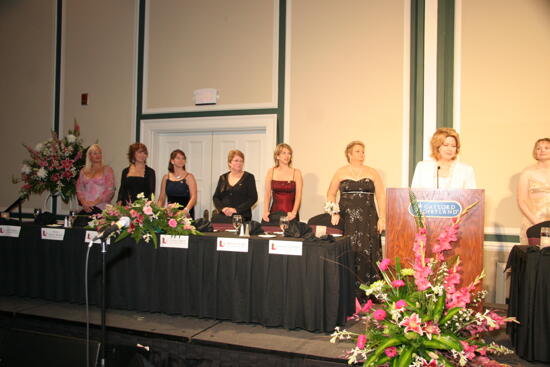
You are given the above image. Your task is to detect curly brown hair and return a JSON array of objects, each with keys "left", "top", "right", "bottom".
[{"left": 127, "top": 142, "right": 148, "bottom": 164}]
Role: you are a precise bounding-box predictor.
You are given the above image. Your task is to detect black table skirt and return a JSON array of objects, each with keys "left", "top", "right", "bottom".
[
  {"left": 0, "top": 225, "right": 354, "bottom": 332},
  {"left": 506, "top": 245, "right": 550, "bottom": 363}
]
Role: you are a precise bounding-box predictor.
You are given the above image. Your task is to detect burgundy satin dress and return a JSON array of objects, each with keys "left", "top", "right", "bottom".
[{"left": 270, "top": 180, "right": 296, "bottom": 213}]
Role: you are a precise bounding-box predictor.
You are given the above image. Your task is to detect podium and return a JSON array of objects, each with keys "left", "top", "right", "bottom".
[{"left": 386, "top": 188, "right": 484, "bottom": 288}]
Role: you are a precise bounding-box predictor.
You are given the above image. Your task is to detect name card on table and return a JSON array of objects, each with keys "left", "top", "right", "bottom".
[
  {"left": 268, "top": 240, "right": 303, "bottom": 256},
  {"left": 41, "top": 228, "right": 65, "bottom": 241},
  {"left": 84, "top": 231, "right": 111, "bottom": 245},
  {"left": 216, "top": 237, "right": 249, "bottom": 253},
  {"left": 0, "top": 225, "right": 21, "bottom": 238},
  {"left": 160, "top": 235, "right": 189, "bottom": 249}
]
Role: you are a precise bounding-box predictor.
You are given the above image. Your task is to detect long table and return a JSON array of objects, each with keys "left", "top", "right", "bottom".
[
  {"left": 506, "top": 245, "right": 550, "bottom": 363},
  {"left": 0, "top": 225, "right": 354, "bottom": 332}
]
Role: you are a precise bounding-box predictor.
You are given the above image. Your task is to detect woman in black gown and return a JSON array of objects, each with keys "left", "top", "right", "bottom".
[
  {"left": 326, "top": 141, "right": 386, "bottom": 297},
  {"left": 213, "top": 150, "right": 257, "bottom": 222},
  {"left": 117, "top": 143, "right": 155, "bottom": 204},
  {"left": 157, "top": 149, "right": 197, "bottom": 219}
]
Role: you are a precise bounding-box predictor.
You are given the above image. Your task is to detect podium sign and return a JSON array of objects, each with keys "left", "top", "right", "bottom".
[{"left": 386, "top": 188, "right": 484, "bottom": 288}]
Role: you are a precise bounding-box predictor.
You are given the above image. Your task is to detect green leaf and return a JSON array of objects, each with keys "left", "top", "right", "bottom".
[
  {"left": 431, "top": 334, "right": 462, "bottom": 351},
  {"left": 114, "top": 231, "right": 130, "bottom": 242},
  {"left": 396, "top": 346, "right": 414, "bottom": 367},
  {"left": 364, "top": 337, "right": 407, "bottom": 367},
  {"left": 432, "top": 292, "right": 446, "bottom": 322}
]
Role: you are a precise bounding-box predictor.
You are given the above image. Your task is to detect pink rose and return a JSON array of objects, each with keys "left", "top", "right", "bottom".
[
  {"left": 168, "top": 219, "right": 177, "bottom": 228},
  {"left": 143, "top": 205, "right": 153, "bottom": 215},
  {"left": 379, "top": 258, "right": 391, "bottom": 271},
  {"left": 391, "top": 279, "right": 405, "bottom": 288},
  {"left": 373, "top": 309, "right": 386, "bottom": 321},
  {"left": 356, "top": 334, "right": 367, "bottom": 349},
  {"left": 384, "top": 346, "right": 397, "bottom": 358}
]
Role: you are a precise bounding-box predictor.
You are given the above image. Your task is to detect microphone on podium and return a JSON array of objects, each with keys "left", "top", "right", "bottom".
[
  {"left": 436, "top": 166, "right": 441, "bottom": 189},
  {"left": 92, "top": 217, "right": 131, "bottom": 242}
]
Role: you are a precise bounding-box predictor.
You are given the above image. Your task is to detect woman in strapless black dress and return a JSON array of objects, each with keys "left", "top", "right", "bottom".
[
  {"left": 157, "top": 149, "right": 197, "bottom": 219},
  {"left": 326, "top": 141, "right": 386, "bottom": 298}
]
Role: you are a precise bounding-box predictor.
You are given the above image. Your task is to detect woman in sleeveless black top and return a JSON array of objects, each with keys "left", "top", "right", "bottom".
[
  {"left": 117, "top": 143, "right": 155, "bottom": 204},
  {"left": 326, "top": 141, "right": 386, "bottom": 299},
  {"left": 157, "top": 149, "right": 197, "bottom": 219}
]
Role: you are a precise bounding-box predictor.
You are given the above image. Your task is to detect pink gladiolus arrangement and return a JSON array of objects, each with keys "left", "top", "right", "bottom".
[
  {"left": 90, "top": 192, "right": 198, "bottom": 248},
  {"left": 330, "top": 194, "right": 517, "bottom": 367}
]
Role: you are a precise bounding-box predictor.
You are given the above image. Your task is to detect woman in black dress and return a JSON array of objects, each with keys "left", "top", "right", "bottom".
[
  {"left": 213, "top": 150, "right": 258, "bottom": 222},
  {"left": 117, "top": 143, "right": 156, "bottom": 204},
  {"left": 157, "top": 149, "right": 197, "bottom": 219},
  {"left": 326, "top": 141, "right": 386, "bottom": 295}
]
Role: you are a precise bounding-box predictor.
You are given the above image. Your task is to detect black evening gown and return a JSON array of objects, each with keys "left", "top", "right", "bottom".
[{"left": 339, "top": 178, "right": 382, "bottom": 296}]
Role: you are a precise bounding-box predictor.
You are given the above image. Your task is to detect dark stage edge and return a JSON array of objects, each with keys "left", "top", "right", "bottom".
[
  {"left": 0, "top": 297, "right": 548, "bottom": 367},
  {"left": 0, "top": 296, "right": 351, "bottom": 366}
]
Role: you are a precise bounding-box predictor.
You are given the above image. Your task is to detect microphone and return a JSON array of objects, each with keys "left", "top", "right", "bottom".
[
  {"left": 92, "top": 217, "right": 131, "bottom": 242},
  {"left": 436, "top": 166, "right": 441, "bottom": 189}
]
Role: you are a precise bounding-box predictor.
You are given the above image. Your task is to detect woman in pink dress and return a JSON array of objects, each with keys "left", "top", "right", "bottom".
[{"left": 76, "top": 144, "right": 116, "bottom": 214}]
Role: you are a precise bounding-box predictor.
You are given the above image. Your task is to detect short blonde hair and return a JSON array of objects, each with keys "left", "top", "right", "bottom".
[
  {"left": 84, "top": 144, "right": 102, "bottom": 173},
  {"left": 345, "top": 140, "right": 365, "bottom": 163},
  {"left": 533, "top": 138, "right": 550, "bottom": 160},
  {"left": 227, "top": 149, "right": 245, "bottom": 167},
  {"left": 273, "top": 143, "right": 293, "bottom": 167},
  {"left": 430, "top": 128, "right": 460, "bottom": 160}
]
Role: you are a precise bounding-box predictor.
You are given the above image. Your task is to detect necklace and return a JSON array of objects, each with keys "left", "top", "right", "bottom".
[{"left": 349, "top": 165, "right": 363, "bottom": 180}]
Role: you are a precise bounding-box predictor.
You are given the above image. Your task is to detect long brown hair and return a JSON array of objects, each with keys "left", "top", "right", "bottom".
[{"left": 168, "top": 149, "right": 187, "bottom": 172}]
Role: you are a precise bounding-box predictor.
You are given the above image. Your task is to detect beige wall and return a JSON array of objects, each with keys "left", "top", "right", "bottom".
[
  {"left": 0, "top": 0, "right": 56, "bottom": 210},
  {"left": 146, "top": 0, "right": 276, "bottom": 110},
  {"left": 289, "top": 0, "right": 407, "bottom": 219},
  {"left": 461, "top": 0, "right": 550, "bottom": 232}
]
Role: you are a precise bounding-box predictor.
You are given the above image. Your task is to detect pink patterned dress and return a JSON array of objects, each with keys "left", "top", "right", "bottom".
[{"left": 76, "top": 166, "right": 116, "bottom": 210}]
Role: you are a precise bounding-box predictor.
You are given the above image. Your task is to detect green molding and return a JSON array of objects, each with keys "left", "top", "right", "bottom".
[
  {"left": 484, "top": 233, "right": 520, "bottom": 243},
  {"left": 135, "top": 0, "right": 286, "bottom": 143},
  {"left": 51, "top": 0, "right": 63, "bottom": 215},
  {"left": 436, "top": 0, "right": 454, "bottom": 128},
  {"left": 135, "top": 0, "right": 146, "bottom": 141},
  {"left": 409, "top": 0, "right": 425, "bottom": 184}
]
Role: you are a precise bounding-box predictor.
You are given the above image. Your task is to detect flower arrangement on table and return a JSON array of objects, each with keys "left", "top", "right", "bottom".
[
  {"left": 330, "top": 194, "right": 517, "bottom": 367},
  {"left": 89, "top": 193, "right": 199, "bottom": 248},
  {"left": 13, "top": 120, "right": 85, "bottom": 203}
]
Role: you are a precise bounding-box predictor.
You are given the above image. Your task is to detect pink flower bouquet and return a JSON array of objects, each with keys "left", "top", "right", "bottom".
[{"left": 330, "top": 194, "right": 517, "bottom": 367}]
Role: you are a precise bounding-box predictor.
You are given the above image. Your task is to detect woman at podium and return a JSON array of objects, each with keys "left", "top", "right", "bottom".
[
  {"left": 411, "top": 128, "right": 476, "bottom": 189},
  {"left": 517, "top": 137, "right": 550, "bottom": 243}
]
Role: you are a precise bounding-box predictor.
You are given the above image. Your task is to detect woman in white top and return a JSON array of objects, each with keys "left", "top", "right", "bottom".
[{"left": 411, "top": 128, "right": 476, "bottom": 189}]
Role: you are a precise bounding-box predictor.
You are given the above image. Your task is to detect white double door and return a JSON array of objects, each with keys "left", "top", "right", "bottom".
[{"left": 156, "top": 130, "right": 268, "bottom": 220}]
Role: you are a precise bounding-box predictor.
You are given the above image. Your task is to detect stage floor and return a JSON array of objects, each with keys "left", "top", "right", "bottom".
[{"left": 0, "top": 296, "right": 547, "bottom": 367}]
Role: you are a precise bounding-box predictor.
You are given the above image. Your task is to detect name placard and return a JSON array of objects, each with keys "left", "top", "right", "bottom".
[
  {"left": 84, "top": 231, "right": 111, "bottom": 245},
  {"left": 41, "top": 228, "right": 65, "bottom": 241},
  {"left": 216, "top": 237, "right": 249, "bottom": 253},
  {"left": 408, "top": 200, "right": 462, "bottom": 218},
  {"left": 160, "top": 235, "right": 189, "bottom": 249},
  {"left": 0, "top": 225, "right": 21, "bottom": 238},
  {"left": 268, "top": 240, "right": 303, "bottom": 256}
]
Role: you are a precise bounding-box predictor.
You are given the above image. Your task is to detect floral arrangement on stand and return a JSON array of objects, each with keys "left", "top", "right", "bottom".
[
  {"left": 13, "top": 120, "right": 85, "bottom": 203},
  {"left": 330, "top": 194, "right": 517, "bottom": 367},
  {"left": 89, "top": 193, "right": 199, "bottom": 248}
]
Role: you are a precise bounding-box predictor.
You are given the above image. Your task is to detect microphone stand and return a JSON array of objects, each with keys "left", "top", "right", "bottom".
[
  {"left": 100, "top": 239, "right": 108, "bottom": 367},
  {"left": 436, "top": 166, "right": 441, "bottom": 189}
]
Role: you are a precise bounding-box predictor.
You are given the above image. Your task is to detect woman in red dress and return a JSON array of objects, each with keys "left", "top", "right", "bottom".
[{"left": 262, "top": 143, "right": 303, "bottom": 222}]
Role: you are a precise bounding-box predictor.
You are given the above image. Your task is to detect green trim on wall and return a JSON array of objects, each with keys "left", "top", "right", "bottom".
[
  {"left": 484, "top": 233, "right": 520, "bottom": 243},
  {"left": 51, "top": 0, "right": 63, "bottom": 215},
  {"left": 436, "top": 0, "right": 454, "bottom": 128},
  {"left": 135, "top": 0, "right": 286, "bottom": 142},
  {"left": 135, "top": 0, "right": 146, "bottom": 141},
  {"left": 409, "top": 0, "right": 425, "bottom": 184},
  {"left": 276, "top": 0, "right": 286, "bottom": 143}
]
